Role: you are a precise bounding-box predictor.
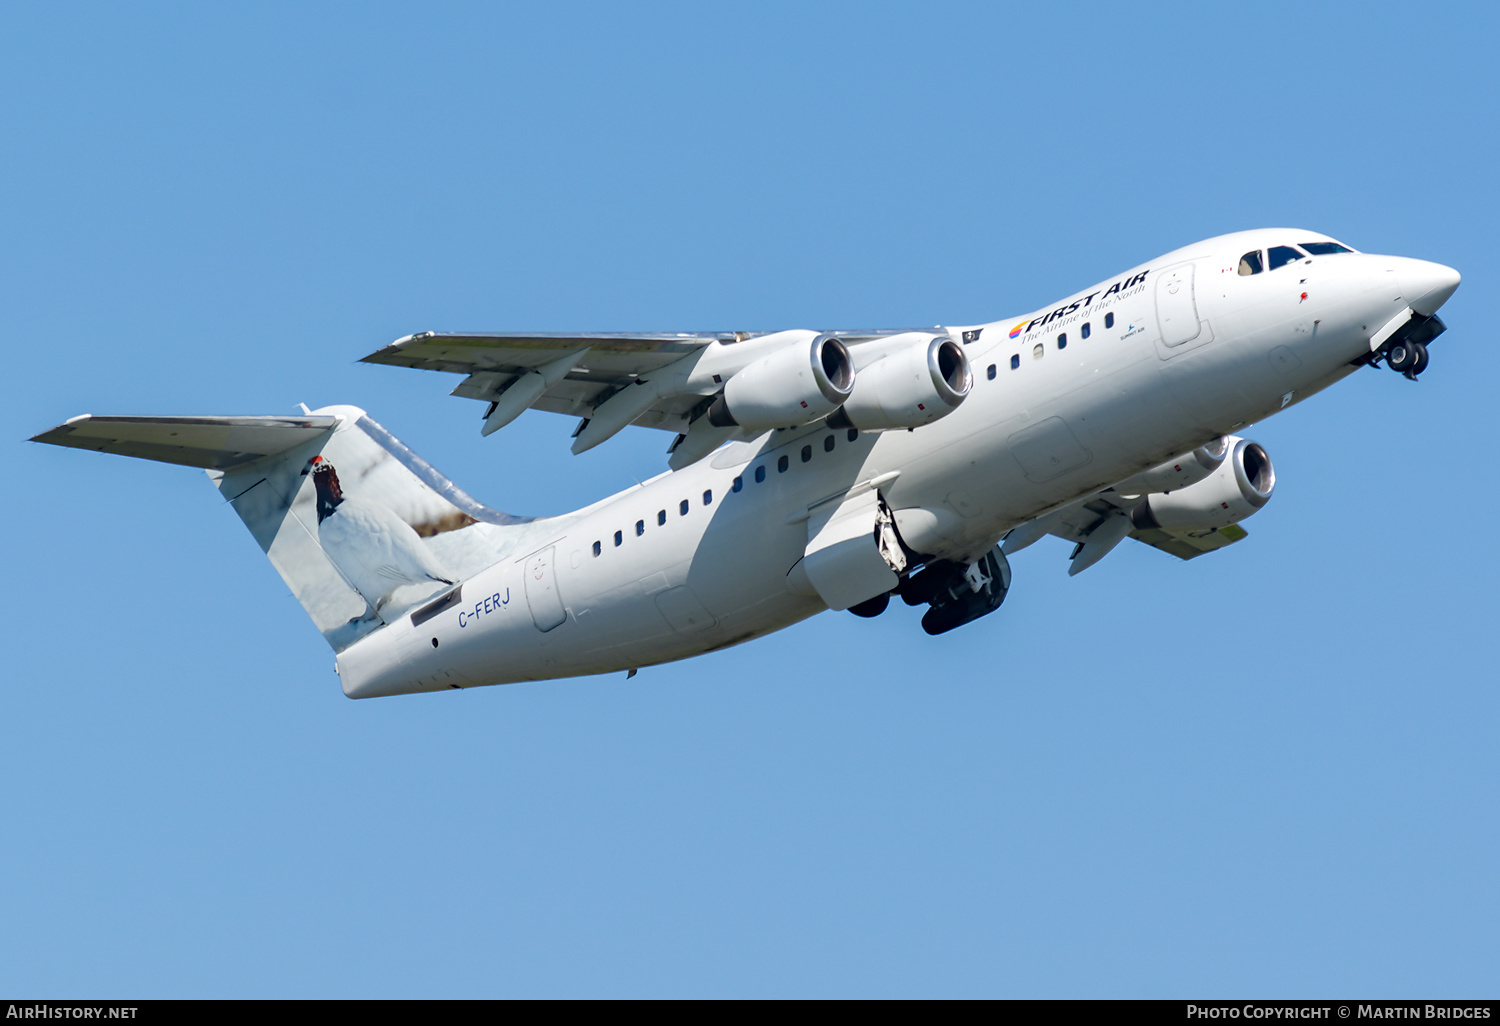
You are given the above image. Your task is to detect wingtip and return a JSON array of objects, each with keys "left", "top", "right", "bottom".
[
  {"left": 361, "top": 333, "right": 434, "bottom": 365},
  {"left": 28, "top": 415, "right": 89, "bottom": 444}
]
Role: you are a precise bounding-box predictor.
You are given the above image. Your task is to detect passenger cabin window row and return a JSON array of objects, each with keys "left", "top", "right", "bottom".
[
  {"left": 989, "top": 308, "right": 1124, "bottom": 376},
  {"left": 590, "top": 428, "right": 860, "bottom": 558},
  {"left": 1006, "top": 320, "right": 1092, "bottom": 369},
  {"left": 1239, "top": 240, "right": 1353, "bottom": 275}
]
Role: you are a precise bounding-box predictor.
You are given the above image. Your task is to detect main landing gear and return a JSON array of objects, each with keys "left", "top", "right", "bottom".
[
  {"left": 904, "top": 549, "right": 1012, "bottom": 635},
  {"left": 848, "top": 547, "right": 1013, "bottom": 634}
]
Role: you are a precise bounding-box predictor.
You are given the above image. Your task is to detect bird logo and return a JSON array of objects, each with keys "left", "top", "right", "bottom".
[{"left": 303, "top": 455, "right": 456, "bottom": 623}]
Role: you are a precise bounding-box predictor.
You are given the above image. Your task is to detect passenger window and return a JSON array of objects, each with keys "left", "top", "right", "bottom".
[
  {"left": 702, "top": 489, "right": 712, "bottom": 505},
  {"left": 658, "top": 510, "right": 666, "bottom": 525},
  {"left": 592, "top": 541, "right": 601, "bottom": 557},
  {"left": 1058, "top": 333, "right": 1067, "bottom": 350},
  {"left": 679, "top": 499, "right": 689, "bottom": 516},
  {"left": 1010, "top": 354, "right": 1020, "bottom": 370},
  {"left": 732, "top": 476, "right": 743, "bottom": 492},
  {"left": 987, "top": 363, "right": 997, "bottom": 379},
  {"left": 778, "top": 455, "right": 789, "bottom": 473},
  {"left": 1033, "top": 343, "right": 1043, "bottom": 360},
  {"left": 755, "top": 466, "right": 766, "bottom": 483},
  {"left": 1267, "top": 245, "right": 1305, "bottom": 271},
  {"left": 801, "top": 445, "right": 812, "bottom": 463},
  {"left": 614, "top": 530, "right": 623, "bottom": 547},
  {"left": 823, "top": 435, "right": 835, "bottom": 453},
  {"left": 847, "top": 428, "right": 858, "bottom": 443},
  {"left": 1238, "top": 250, "right": 1264, "bottom": 275},
  {"left": 1081, "top": 322, "right": 1091, "bottom": 340},
  {"left": 635, "top": 519, "right": 644, "bottom": 536},
  {"left": 1105, "top": 312, "right": 1114, "bottom": 329}
]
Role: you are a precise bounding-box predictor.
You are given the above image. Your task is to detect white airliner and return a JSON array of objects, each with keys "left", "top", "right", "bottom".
[{"left": 33, "top": 229, "right": 1459, "bottom": 698}]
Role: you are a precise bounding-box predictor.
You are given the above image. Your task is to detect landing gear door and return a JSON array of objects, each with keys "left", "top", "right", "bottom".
[
  {"left": 523, "top": 545, "right": 567, "bottom": 632},
  {"left": 802, "top": 490, "right": 903, "bottom": 611}
]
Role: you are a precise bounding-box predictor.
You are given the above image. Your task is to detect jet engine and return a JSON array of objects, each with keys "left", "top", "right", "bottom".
[
  {"left": 828, "top": 333, "right": 972, "bottom": 431},
  {"left": 1129, "top": 438, "right": 1275, "bottom": 531},
  {"left": 706, "top": 333, "right": 855, "bottom": 432},
  {"left": 1112, "top": 437, "right": 1228, "bottom": 494}
]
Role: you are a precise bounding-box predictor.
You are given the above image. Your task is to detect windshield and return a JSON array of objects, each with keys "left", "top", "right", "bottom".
[
  {"left": 1300, "top": 241, "right": 1354, "bottom": 255},
  {"left": 1267, "top": 245, "right": 1306, "bottom": 271}
]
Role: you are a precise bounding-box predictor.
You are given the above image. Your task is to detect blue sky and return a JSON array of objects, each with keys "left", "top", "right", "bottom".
[{"left": 3, "top": 1, "right": 1496, "bottom": 997}]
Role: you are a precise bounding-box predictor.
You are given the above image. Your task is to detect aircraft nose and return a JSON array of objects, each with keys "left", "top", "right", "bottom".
[{"left": 1399, "top": 258, "right": 1461, "bottom": 316}]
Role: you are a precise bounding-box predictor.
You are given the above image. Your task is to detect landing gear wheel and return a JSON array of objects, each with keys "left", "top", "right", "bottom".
[
  {"left": 1387, "top": 341, "right": 1418, "bottom": 374},
  {"left": 848, "top": 593, "right": 890, "bottom": 618},
  {"left": 1407, "top": 341, "right": 1429, "bottom": 379}
]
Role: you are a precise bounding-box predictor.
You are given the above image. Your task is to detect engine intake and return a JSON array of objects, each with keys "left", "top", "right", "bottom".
[
  {"left": 707, "top": 333, "right": 854, "bottom": 432},
  {"left": 830, "top": 334, "right": 971, "bottom": 431}
]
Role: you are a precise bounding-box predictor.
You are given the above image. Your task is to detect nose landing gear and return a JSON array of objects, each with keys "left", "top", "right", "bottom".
[
  {"left": 1386, "top": 339, "right": 1429, "bottom": 380},
  {"left": 1373, "top": 311, "right": 1445, "bottom": 380}
]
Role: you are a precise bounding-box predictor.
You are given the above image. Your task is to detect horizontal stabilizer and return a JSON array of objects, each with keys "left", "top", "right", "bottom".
[{"left": 30, "top": 414, "right": 337, "bottom": 470}]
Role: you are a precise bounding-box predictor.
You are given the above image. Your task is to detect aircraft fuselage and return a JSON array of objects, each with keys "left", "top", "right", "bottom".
[{"left": 334, "top": 229, "right": 1459, "bottom": 697}]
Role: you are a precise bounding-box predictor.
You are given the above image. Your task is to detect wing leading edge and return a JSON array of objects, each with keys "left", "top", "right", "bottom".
[
  {"left": 362, "top": 331, "right": 737, "bottom": 433},
  {"left": 361, "top": 328, "right": 932, "bottom": 444}
]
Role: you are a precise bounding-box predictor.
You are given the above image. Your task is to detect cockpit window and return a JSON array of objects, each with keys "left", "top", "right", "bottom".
[
  {"left": 1300, "top": 241, "right": 1354, "bottom": 255},
  {"left": 1267, "top": 245, "right": 1306, "bottom": 271},
  {"left": 1238, "top": 250, "right": 1264, "bottom": 275}
]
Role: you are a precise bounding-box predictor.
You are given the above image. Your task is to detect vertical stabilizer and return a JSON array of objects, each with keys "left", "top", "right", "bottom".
[{"left": 34, "top": 405, "right": 534, "bottom": 651}]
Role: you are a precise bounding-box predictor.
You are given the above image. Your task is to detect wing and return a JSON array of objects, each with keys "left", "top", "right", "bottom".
[
  {"left": 361, "top": 328, "right": 930, "bottom": 437},
  {"left": 1123, "top": 522, "right": 1248, "bottom": 559},
  {"left": 1006, "top": 491, "right": 1249, "bottom": 575},
  {"left": 362, "top": 331, "right": 736, "bottom": 431}
]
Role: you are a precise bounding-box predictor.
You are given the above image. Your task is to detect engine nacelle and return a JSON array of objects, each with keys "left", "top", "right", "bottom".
[
  {"left": 1130, "top": 437, "right": 1275, "bottom": 531},
  {"left": 829, "top": 333, "right": 971, "bottom": 431},
  {"left": 1113, "top": 436, "right": 1228, "bottom": 494},
  {"left": 707, "top": 333, "right": 854, "bottom": 432}
]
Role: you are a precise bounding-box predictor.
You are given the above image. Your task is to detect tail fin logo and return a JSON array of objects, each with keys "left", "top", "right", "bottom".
[{"left": 303, "top": 456, "right": 456, "bottom": 623}]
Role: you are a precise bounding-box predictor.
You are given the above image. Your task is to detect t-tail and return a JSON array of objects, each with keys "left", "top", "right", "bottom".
[{"left": 31, "top": 405, "right": 533, "bottom": 652}]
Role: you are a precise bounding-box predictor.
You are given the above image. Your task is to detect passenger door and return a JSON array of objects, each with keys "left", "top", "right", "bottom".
[
  {"left": 523, "top": 546, "right": 567, "bottom": 632},
  {"left": 1154, "top": 261, "right": 1219, "bottom": 360}
]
